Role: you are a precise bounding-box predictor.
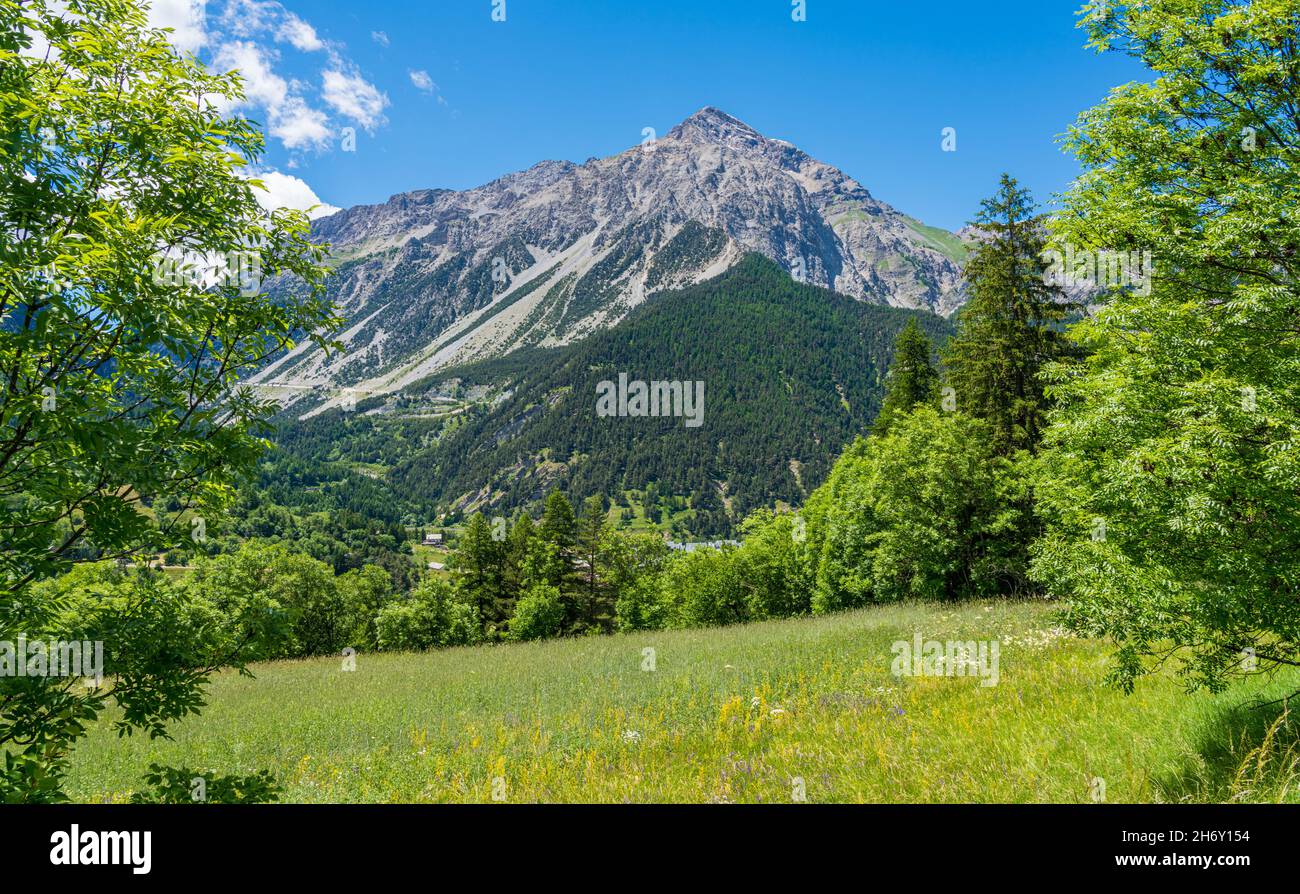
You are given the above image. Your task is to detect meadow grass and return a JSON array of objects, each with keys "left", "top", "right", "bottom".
[{"left": 64, "top": 599, "right": 1300, "bottom": 803}]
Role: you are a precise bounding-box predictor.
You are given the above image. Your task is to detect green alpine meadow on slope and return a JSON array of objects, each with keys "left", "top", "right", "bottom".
[{"left": 65, "top": 600, "right": 1300, "bottom": 804}]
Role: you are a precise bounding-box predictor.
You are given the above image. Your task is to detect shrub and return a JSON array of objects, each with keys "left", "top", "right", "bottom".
[
  {"left": 803, "top": 408, "right": 1031, "bottom": 604},
  {"left": 659, "top": 547, "right": 746, "bottom": 629},
  {"left": 608, "top": 533, "right": 672, "bottom": 632},
  {"left": 867, "top": 408, "right": 1029, "bottom": 601},
  {"left": 184, "top": 543, "right": 342, "bottom": 659},
  {"left": 734, "top": 510, "right": 811, "bottom": 620},
  {"left": 129, "top": 764, "right": 282, "bottom": 804},
  {"left": 374, "top": 578, "right": 481, "bottom": 652},
  {"left": 507, "top": 584, "right": 566, "bottom": 642},
  {"left": 337, "top": 565, "right": 395, "bottom": 651},
  {"left": 803, "top": 439, "right": 879, "bottom": 613}
]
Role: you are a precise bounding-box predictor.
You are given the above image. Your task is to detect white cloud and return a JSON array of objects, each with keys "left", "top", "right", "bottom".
[
  {"left": 215, "top": 40, "right": 284, "bottom": 106},
  {"left": 146, "top": 0, "right": 208, "bottom": 53},
  {"left": 371, "top": 30, "right": 389, "bottom": 47},
  {"left": 322, "top": 67, "right": 389, "bottom": 131},
  {"left": 408, "top": 69, "right": 434, "bottom": 93},
  {"left": 250, "top": 169, "right": 340, "bottom": 220},
  {"left": 30, "top": 0, "right": 208, "bottom": 58},
  {"left": 271, "top": 95, "right": 332, "bottom": 150},
  {"left": 276, "top": 12, "right": 323, "bottom": 52},
  {"left": 139, "top": 2, "right": 388, "bottom": 153},
  {"left": 220, "top": 0, "right": 275, "bottom": 37},
  {"left": 221, "top": 0, "right": 326, "bottom": 51},
  {"left": 214, "top": 41, "right": 331, "bottom": 150}
]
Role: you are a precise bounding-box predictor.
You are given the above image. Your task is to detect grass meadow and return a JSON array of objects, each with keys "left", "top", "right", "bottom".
[{"left": 65, "top": 600, "right": 1300, "bottom": 803}]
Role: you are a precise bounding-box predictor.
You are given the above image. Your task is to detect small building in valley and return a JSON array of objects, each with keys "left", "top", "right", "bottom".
[{"left": 665, "top": 539, "right": 739, "bottom": 553}]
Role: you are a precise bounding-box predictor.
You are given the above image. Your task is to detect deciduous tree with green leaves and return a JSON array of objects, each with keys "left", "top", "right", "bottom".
[
  {"left": 0, "top": 0, "right": 335, "bottom": 800},
  {"left": 804, "top": 408, "right": 1031, "bottom": 606},
  {"left": 1033, "top": 0, "right": 1300, "bottom": 693}
]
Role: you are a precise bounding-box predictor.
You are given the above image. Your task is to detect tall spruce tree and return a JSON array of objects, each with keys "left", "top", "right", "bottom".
[
  {"left": 942, "top": 174, "right": 1072, "bottom": 455},
  {"left": 575, "top": 495, "right": 613, "bottom": 633},
  {"left": 501, "top": 512, "right": 536, "bottom": 617},
  {"left": 538, "top": 491, "right": 581, "bottom": 630},
  {"left": 453, "top": 513, "right": 506, "bottom": 634},
  {"left": 873, "top": 318, "right": 939, "bottom": 435}
]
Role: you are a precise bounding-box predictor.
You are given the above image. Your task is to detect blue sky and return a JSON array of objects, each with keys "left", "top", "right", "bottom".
[{"left": 149, "top": 0, "right": 1145, "bottom": 232}]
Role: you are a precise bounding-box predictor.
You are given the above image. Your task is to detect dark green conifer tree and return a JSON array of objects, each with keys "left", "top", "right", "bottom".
[
  {"left": 873, "top": 318, "right": 939, "bottom": 435},
  {"left": 537, "top": 491, "right": 581, "bottom": 628},
  {"left": 502, "top": 512, "right": 536, "bottom": 617},
  {"left": 453, "top": 513, "right": 506, "bottom": 634},
  {"left": 942, "top": 174, "right": 1073, "bottom": 455},
  {"left": 575, "top": 495, "right": 614, "bottom": 633}
]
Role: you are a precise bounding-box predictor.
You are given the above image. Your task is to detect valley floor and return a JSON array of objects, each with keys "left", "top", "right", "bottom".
[{"left": 66, "top": 600, "right": 1300, "bottom": 803}]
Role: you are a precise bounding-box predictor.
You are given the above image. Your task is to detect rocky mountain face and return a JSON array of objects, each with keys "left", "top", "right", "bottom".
[{"left": 253, "top": 108, "right": 969, "bottom": 412}]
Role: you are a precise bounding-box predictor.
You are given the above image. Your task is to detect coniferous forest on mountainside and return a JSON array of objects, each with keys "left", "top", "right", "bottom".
[{"left": 387, "top": 255, "right": 955, "bottom": 532}]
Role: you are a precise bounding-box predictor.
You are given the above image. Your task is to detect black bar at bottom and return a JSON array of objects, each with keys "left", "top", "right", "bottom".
[{"left": 0, "top": 803, "right": 1275, "bottom": 881}]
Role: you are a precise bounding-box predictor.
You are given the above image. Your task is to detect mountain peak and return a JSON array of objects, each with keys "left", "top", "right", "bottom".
[
  {"left": 668, "top": 107, "right": 762, "bottom": 144},
  {"left": 276, "top": 110, "right": 968, "bottom": 413}
]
